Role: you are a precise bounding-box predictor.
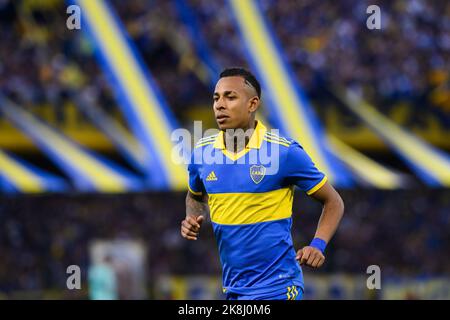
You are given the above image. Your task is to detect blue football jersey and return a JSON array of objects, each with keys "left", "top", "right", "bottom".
[{"left": 188, "top": 121, "right": 327, "bottom": 296}]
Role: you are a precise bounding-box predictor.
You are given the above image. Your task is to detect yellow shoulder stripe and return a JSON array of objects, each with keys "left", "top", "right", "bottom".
[
  {"left": 198, "top": 135, "right": 218, "bottom": 143},
  {"left": 264, "top": 134, "right": 291, "bottom": 145},
  {"left": 195, "top": 141, "right": 215, "bottom": 148},
  {"left": 265, "top": 132, "right": 290, "bottom": 144},
  {"left": 196, "top": 135, "right": 218, "bottom": 147},
  {"left": 263, "top": 137, "right": 290, "bottom": 147}
]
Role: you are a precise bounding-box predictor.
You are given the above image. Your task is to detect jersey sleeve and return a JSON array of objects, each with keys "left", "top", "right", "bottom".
[
  {"left": 284, "top": 141, "right": 327, "bottom": 195},
  {"left": 188, "top": 151, "right": 204, "bottom": 196}
]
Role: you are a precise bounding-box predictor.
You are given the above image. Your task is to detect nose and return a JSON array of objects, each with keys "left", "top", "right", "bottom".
[{"left": 214, "top": 98, "right": 226, "bottom": 111}]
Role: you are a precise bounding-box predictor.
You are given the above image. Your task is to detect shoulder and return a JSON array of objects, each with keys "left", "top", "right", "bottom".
[
  {"left": 284, "top": 139, "right": 316, "bottom": 165},
  {"left": 263, "top": 131, "right": 292, "bottom": 148},
  {"left": 194, "top": 134, "right": 218, "bottom": 149},
  {"left": 190, "top": 134, "right": 218, "bottom": 167}
]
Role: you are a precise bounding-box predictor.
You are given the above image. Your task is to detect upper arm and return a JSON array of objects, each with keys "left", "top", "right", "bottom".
[{"left": 308, "top": 181, "right": 342, "bottom": 205}]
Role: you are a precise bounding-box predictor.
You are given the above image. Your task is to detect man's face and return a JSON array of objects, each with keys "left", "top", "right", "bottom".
[{"left": 213, "top": 76, "right": 258, "bottom": 130}]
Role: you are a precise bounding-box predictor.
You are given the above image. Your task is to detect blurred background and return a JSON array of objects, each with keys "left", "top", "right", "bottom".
[{"left": 0, "top": 0, "right": 449, "bottom": 299}]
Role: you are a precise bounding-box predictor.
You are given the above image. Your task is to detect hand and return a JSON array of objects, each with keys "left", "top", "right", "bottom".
[
  {"left": 180, "top": 215, "right": 205, "bottom": 240},
  {"left": 296, "top": 246, "right": 325, "bottom": 268}
]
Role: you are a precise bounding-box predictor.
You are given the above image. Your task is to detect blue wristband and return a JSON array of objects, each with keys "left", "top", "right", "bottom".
[{"left": 310, "top": 238, "right": 327, "bottom": 253}]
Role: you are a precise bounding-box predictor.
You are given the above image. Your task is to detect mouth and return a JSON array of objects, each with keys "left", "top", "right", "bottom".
[{"left": 216, "top": 114, "right": 229, "bottom": 123}]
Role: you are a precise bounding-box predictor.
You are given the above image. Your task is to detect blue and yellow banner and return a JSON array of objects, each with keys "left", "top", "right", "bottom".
[
  {"left": 74, "top": 94, "right": 147, "bottom": 173},
  {"left": 337, "top": 89, "right": 450, "bottom": 187},
  {"left": 76, "top": 0, "right": 187, "bottom": 190},
  {"left": 326, "top": 135, "right": 405, "bottom": 189},
  {"left": 174, "top": 0, "right": 221, "bottom": 87},
  {"left": 228, "top": 0, "right": 353, "bottom": 187},
  {"left": 0, "top": 149, "right": 68, "bottom": 193},
  {"left": 0, "top": 97, "right": 142, "bottom": 192}
]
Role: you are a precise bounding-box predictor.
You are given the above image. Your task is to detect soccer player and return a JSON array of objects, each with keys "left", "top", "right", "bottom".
[{"left": 181, "top": 68, "right": 344, "bottom": 300}]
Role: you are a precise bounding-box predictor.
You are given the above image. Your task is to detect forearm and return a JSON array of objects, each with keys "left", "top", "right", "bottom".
[
  {"left": 313, "top": 194, "right": 344, "bottom": 244},
  {"left": 186, "top": 192, "right": 209, "bottom": 218}
]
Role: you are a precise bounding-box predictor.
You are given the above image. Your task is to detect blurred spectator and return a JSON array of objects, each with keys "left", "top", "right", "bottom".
[
  {"left": 0, "top": 189, "right": 448, "bottom": 298},
  {"left": 2, "top": 0, "right": 448, "bottom": 129},
  {"left": 185, "top": 0, "right": 449, "bottom": 127},
  {"left": 88, "top": 254, "right": 118, "bottom": 300}
]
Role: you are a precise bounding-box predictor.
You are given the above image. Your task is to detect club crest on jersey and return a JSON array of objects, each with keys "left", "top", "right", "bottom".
[{"left": 250, "top": 165, "right": 266, "bottom": 184}]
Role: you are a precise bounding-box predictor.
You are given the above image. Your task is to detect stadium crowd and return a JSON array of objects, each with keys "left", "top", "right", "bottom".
[
  {"left": 188, "top": 0, "right": 450, "bottom": 126},
  {"left": 0, "top": 189, "right": 448, "bottom": 298},
  {"left": 261, "top": 0, "right": 450, "bottom": 126},
  {"left": 1, "top": 0, "right": 448, "bottom": 128},
  {"left": 0, "top": 0, "right": 449, "bottom": 300}
]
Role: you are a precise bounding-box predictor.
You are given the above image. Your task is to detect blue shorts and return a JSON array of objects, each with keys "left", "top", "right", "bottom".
[{"left": 225, "top": 285, "right": 303, "bottom": 300}]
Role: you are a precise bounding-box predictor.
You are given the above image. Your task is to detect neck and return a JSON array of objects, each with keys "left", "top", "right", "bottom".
[
  {"left": 240, "top": 119, "right": 256, "bottom": 132},
  {"left": 224, "top": 120, "right": 257, "bottom": 153}
]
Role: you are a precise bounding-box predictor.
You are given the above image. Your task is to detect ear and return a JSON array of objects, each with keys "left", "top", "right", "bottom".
[{"left": 248, "top": 96, "right": 260, "bottom": 113}]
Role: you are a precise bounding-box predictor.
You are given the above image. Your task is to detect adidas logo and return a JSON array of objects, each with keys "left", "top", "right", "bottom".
[{"left": 206, "top": 171, "right": 218, "bottom": 181}]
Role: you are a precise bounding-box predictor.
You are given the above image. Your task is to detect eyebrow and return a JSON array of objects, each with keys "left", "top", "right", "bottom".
[{"left": 213, "top": 90, "right": 237, "bottom": 97}]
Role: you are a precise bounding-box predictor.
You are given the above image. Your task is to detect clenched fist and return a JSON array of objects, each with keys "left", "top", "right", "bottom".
[
  {"left": 296, "top": 246, "right": 325, "bottom": 268},
  {"left": 180, "top": 215, "right": 205, "bottom": 240}
]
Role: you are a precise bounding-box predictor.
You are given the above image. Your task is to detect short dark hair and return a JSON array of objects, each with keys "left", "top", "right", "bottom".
[{"left": 219, "top": 67, "right": 261, "bottom": 98}]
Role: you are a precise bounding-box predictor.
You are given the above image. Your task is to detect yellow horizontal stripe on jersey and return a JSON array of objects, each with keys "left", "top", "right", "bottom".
[{"left": 208, "top": 187, "right": 294, "bottom": 225}]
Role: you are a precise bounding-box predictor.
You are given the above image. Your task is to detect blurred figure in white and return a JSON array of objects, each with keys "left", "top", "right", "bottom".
[{"left": 88, "top": 254, "right": 118, "bottom": 300}]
